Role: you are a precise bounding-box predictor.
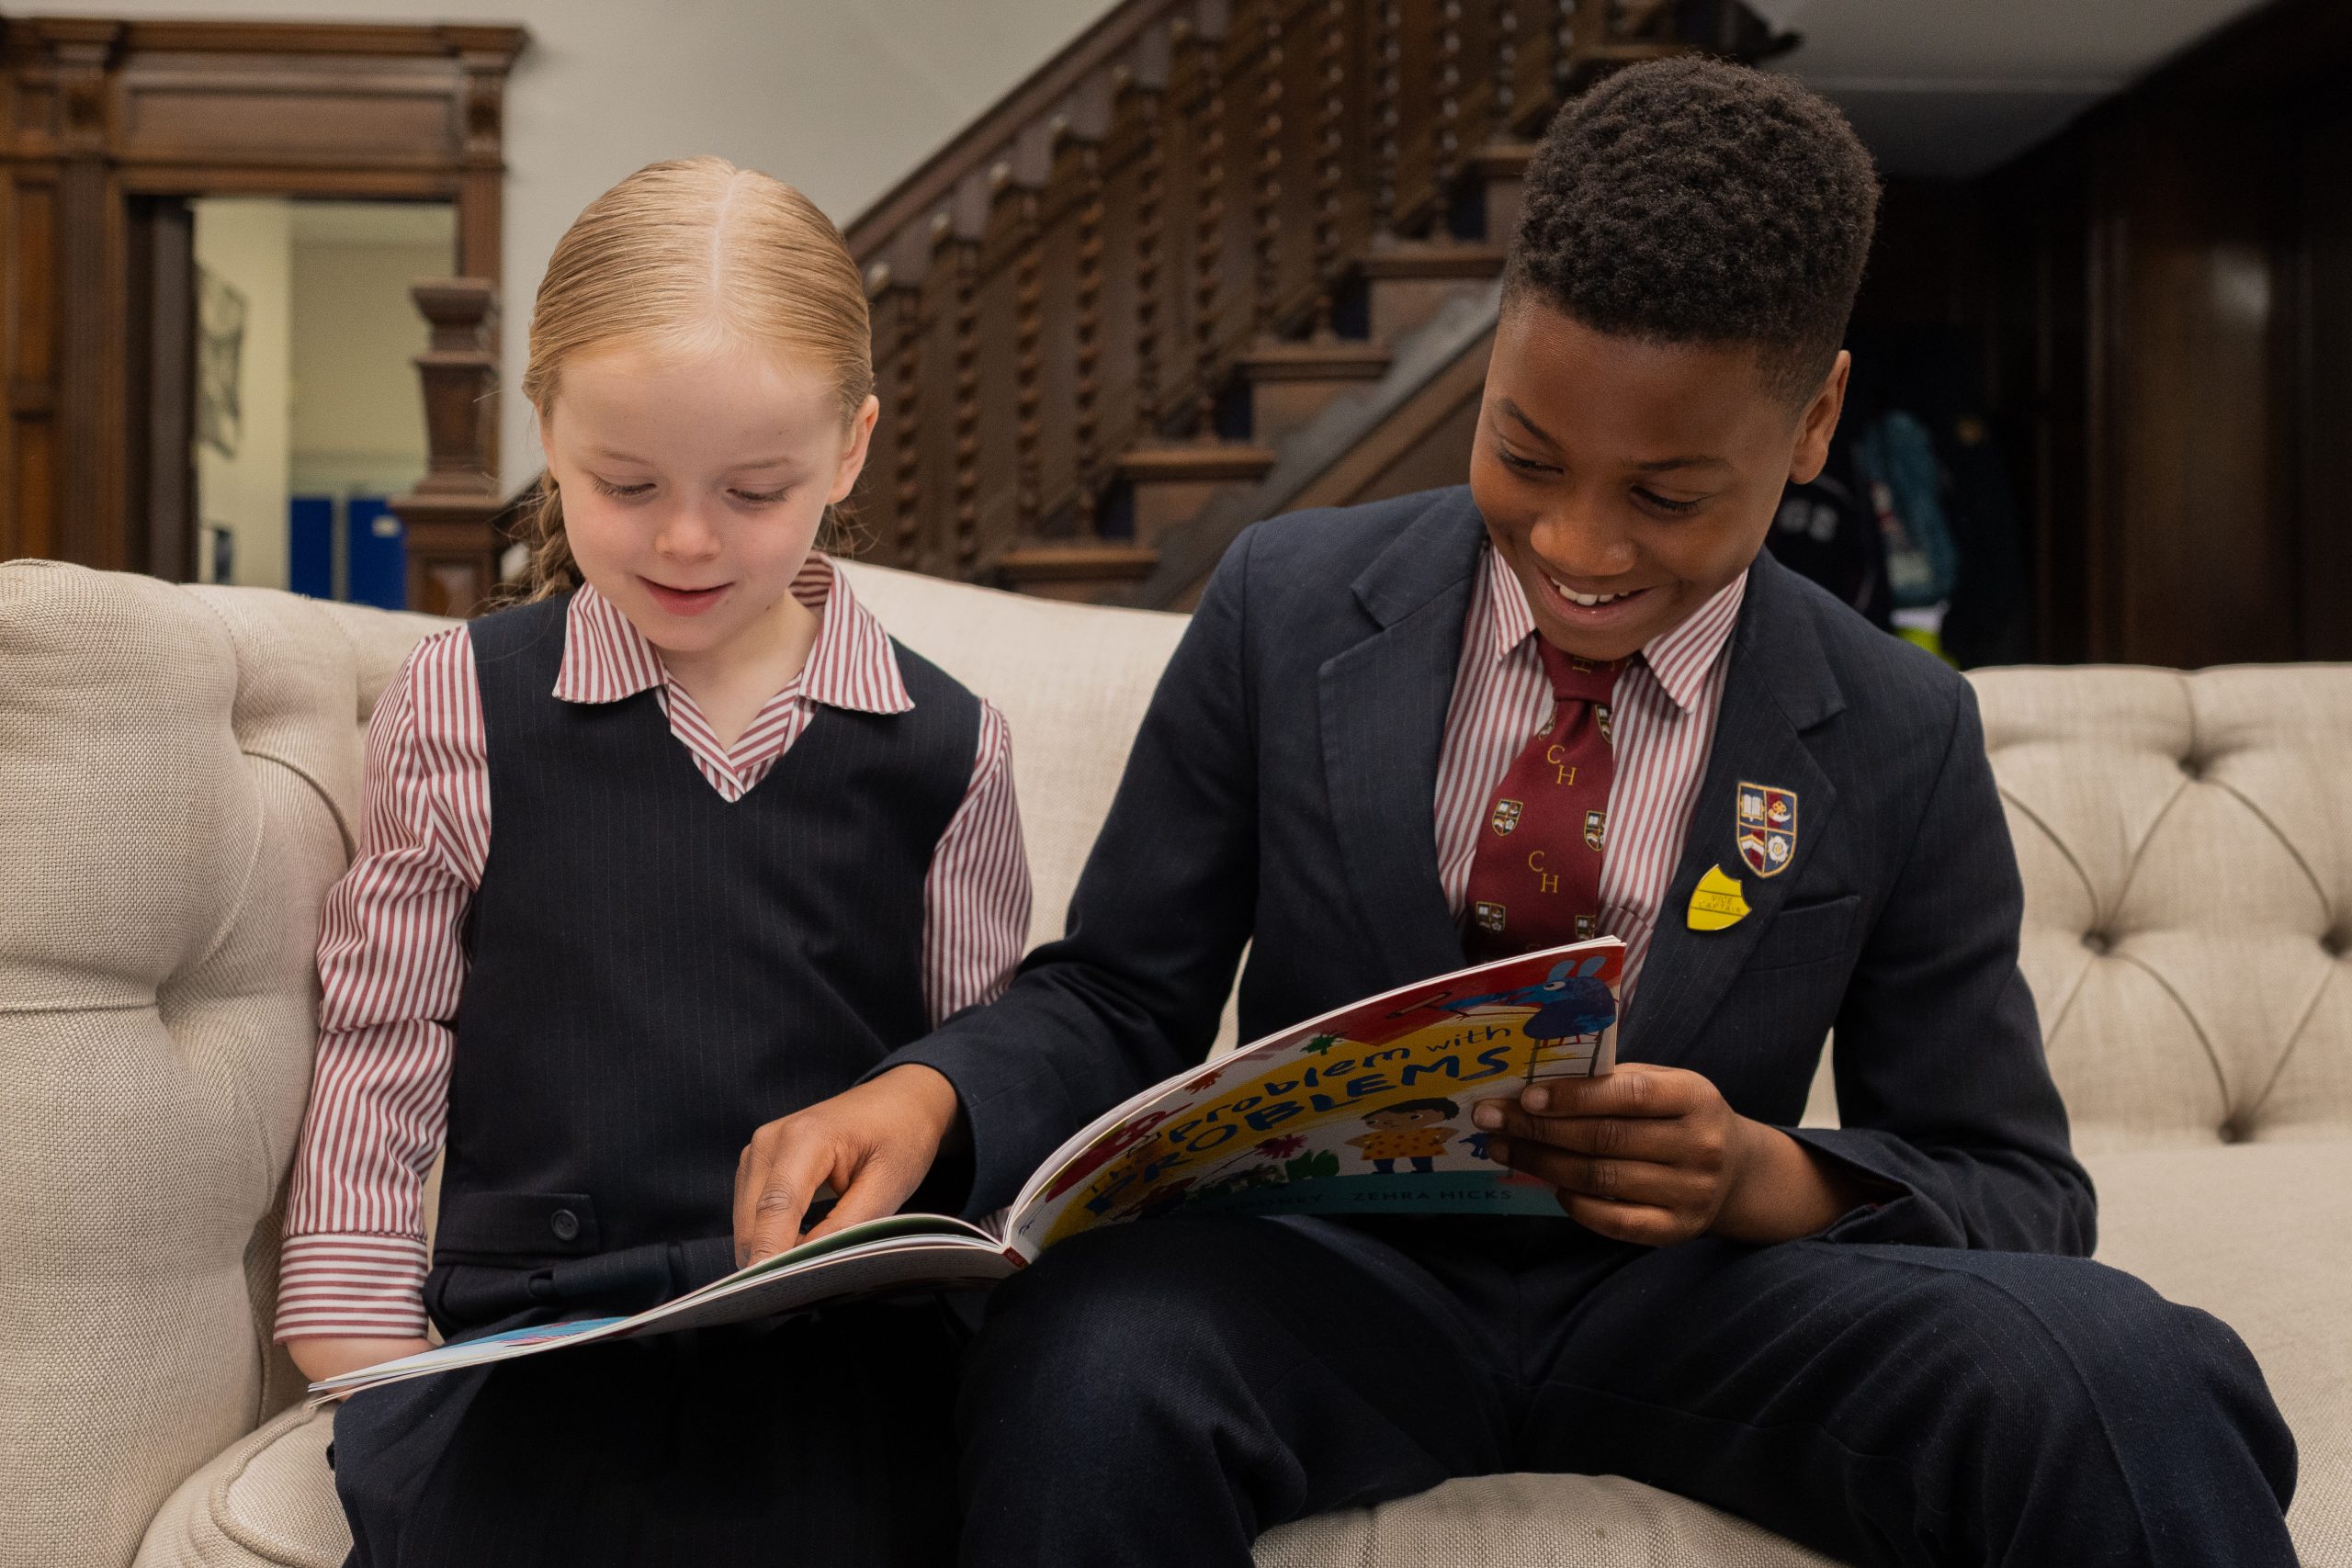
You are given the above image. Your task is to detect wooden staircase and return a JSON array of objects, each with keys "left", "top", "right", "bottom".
[{"left": 843, "top": 0, "right": 1794, "bottom": 609}]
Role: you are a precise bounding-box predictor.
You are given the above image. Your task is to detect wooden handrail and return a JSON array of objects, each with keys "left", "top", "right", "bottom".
[
  {"left": 842, "top": 0, "right": 1786, "bottom": 593},
  {"left": 843, "top": 0, "right": 1199, "bottom": 263}
]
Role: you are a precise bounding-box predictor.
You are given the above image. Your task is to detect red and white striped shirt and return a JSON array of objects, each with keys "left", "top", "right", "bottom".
[
  {"left": 1433, "top": 547, "right": 1747, "bottom": 1001},
  {"left": 276, "top": 558, "right": 1030, "bottom": 1342}
]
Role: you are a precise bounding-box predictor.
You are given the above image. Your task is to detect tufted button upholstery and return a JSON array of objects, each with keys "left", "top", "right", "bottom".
[
  {"left": 3, "top": 563, "right": 2345, "bottom": 1568},
  {"left": 1976, "top": 666, "right": 2352, "bottom": 1154},
  {"left": 0, "top": 564, "right": 440, "bottom": 1568}
]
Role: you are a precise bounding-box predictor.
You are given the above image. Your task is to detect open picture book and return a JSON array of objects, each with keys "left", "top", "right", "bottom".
[{"left": 309, "top": 936, "right": 1623, "bottom": 1403}]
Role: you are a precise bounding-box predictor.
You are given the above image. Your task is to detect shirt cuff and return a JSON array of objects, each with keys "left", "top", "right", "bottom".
[
  {"left": 1780, "top": 1125, "right": 1953, "bottom": 1247},
  {"left": 274, "top": 1232, "right": 431, "bottom": 1342}
]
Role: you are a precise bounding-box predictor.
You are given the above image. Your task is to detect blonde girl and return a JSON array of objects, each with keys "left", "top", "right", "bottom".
[{"left": 276, "top": 157, "right": 1028, "bottom": 1566}]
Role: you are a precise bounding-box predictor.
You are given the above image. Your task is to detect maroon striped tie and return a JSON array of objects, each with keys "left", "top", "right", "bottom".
[{"left": 1463, "top": 641, "right": 1622, "bottom": 961}]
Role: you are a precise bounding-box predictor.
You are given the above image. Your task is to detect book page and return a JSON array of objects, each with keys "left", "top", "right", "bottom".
[
  {"left": 310, "top": 1230, "right": 1015, "bottom": 1403},
  {"left": 306, "top": 1215, "right": 1012, "bottom": 1403},
  {"left": 1005, "top": 939, "right": 1623, "bottom": 1256}
]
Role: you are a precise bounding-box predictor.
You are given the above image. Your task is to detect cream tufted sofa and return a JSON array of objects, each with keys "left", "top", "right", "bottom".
[{"left": 1, "top": 558, "right": 2346, "bottom": 1568}]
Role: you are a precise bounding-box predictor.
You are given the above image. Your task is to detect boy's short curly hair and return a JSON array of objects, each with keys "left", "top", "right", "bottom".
[{"left": 1506, "top": 56, "right": 1879, "bottom": 404}]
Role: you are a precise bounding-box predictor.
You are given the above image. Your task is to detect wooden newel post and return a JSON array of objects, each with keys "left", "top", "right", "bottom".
[{"left": 390, "top": 276, "right": 506, "bottom": 617}]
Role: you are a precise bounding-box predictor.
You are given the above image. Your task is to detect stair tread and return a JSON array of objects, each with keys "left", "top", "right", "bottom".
[
  {"left": 1358, "top": 240, "right": 1509, "bottom": 280},
  {"left": 1469, "top": 142, "right": 1537, "bottom": 178},
  {"left": 1116, "top": 442, "right": 1280, "bottom": 482},
  {"left": 997, "top": 542, "right": 1159, "bottom": 582},
  {"left": 1235, "top": 340, "right": 1396, "bottom": 380},
  {"left": 1575, "top": 41, "right": 1684, "bottom": 62}
]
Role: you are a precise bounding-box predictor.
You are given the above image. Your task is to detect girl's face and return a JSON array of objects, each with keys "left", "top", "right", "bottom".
[{"left": 539, "top": 339, "right": 877, "bottom": 660}]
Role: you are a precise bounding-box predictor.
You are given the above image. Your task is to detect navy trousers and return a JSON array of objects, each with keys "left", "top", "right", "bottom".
[
  {"left": 956, "top": 1214, "right": 2298, "bottom": 1566},
  {"left": 332, "top": 1301, "right": 963, "bottom": 1567}
]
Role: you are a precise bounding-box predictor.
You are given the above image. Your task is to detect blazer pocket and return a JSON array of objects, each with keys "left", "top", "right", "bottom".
[{"left": 1745, "top": 894, "right": 1860, "bottom": 973}]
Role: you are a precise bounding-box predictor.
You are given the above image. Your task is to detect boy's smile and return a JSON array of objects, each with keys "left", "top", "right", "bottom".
[{"left": 1469, "top": 299, "right": 1848, "bottom": 663}]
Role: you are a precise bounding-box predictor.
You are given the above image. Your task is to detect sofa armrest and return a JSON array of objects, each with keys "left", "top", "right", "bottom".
[{"left": 134, "top": 1406, "right": 349, "bottom": 1568}]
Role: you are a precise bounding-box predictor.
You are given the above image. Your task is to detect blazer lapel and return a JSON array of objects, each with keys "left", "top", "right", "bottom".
[
  {"left": 1319, "top": 490, "right": 1488, "bottom": 982},
  {"left": 1626, "top": 553, "right": 1847, "bottom": 1067}
]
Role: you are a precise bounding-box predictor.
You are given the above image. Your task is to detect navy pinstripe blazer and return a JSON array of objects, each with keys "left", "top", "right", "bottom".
[{"left": 887, "top": 485, "right": 2094, "bottom": 1255}]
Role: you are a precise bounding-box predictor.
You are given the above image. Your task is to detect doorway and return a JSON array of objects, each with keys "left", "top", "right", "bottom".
[{"left": 174, "top": 197, "right": 456, "bottom": 607}]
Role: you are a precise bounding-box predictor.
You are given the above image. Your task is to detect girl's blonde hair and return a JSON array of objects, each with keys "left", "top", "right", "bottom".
[{"left": 512, "top": 155, "right": 873, "bottom": 600}]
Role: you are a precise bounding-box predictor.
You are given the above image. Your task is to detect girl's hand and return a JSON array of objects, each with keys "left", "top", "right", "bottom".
[
  {"left": 287, "top": 1335, "right": 433, "bottom": 1385},
  {"left": 732, "top": 1065, "right": 966, "bottom": 1266},
  {"left": 1471, "top": 1063, "right": 1870, "bottom": 1247}
]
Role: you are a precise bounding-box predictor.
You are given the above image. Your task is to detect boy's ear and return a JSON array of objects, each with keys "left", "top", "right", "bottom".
[{"left": 1786, "top": 350, "right": 1850, "bottom": 486}]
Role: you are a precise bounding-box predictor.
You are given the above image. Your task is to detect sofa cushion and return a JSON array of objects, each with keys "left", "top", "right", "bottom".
[
  {"left": 140, "top": 1141, "right": 2348, "bottom": 1568},
  {"left": 2086, "top": 1141, "right": 2351, "bottom": 1566},
  {"left": 134, "top": 1407, "right": 345, "bottom": 1568},
  {"left": 833, "top": 559, "right": 1189, "bottom": 956},
  {"left": 0, "top": 563, "right": 437, "bottom": 1568},
  {"left": 1976, "top": 666, "right": 2352, "bottom": 1155}
]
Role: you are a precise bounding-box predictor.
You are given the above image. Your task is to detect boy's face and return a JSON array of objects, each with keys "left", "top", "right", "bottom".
[{"left": 1469, "top": 299, "right": 1848, "bottom": 663}]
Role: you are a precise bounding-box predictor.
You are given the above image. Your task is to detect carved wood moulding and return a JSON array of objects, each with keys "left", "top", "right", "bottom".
[{"left": 1, "top": 15, "right": 526, "bottom": 576}]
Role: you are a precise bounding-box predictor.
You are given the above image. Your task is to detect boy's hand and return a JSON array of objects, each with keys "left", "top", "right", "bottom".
[
  {"left": 732, "top": 1065, "right": 966, "bottom": 1267},
  {"left": 1472, "top": 1063, "right": 1867, "bottom": 1247},
  {"left": 287, "top": 1336, "right": 433, "bottom": 1386}
]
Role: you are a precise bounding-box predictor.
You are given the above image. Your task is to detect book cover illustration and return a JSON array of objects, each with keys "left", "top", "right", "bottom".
[
  {"left": 1007, "top": 940, "right": 1622, "bottom": 1252},
  {"left": 309, "top": 938, "right": 1622, "bottom": 1403}
]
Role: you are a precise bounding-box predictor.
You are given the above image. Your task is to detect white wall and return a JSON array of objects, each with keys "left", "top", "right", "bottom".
[
  {"left": 54, "top": 0, "right": 1119, "bottom": 491},
  {"left": 191, "top": 198, "right": 291, "bottom": 589},
  {"left": 289, "top": 235, "right": 449, "bottom": 498}
]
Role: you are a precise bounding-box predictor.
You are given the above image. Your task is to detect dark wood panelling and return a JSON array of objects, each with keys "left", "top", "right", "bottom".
[
  {"left": 123, "top": 194, "right": 193, "bottom": 581},
  {"left": 2293, "top": 101, "right": 2352, "bottom": 660},
  {"left": 0, "top": 17, "right": 525, "bottom": 577},
  {"left": 1944, "top": 0, "right": 2352, "bottom": 665}
]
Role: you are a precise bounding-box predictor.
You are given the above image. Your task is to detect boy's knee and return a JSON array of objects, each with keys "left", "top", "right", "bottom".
[
  {"left": 970, "top": 1217, "right": 1261, "bottom": 1392},
  {"left": 1894, "top": 1256, "right": 2278, "bottom": 1442}
]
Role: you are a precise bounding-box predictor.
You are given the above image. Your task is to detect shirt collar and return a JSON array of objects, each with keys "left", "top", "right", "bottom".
[
  {"left": 1480, "top": 545, "right": 1747, "bottom": 715},
  {"left": 553, "top": 555, "right": 912, "bottom": 715}
]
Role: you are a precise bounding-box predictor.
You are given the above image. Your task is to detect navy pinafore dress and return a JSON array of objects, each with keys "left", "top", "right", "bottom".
[{"left": 331, "top": 592, "right": 983, "bottom": 1567}]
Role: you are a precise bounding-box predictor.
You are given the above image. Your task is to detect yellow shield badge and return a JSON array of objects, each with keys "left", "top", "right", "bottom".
[{"left": 1736, "top": 782, "right": 1798, "bottom": 878}]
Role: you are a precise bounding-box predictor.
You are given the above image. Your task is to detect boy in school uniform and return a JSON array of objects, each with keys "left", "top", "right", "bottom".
[{"left": 737, "top": 59, "right": 2298, "bottom": 1565}]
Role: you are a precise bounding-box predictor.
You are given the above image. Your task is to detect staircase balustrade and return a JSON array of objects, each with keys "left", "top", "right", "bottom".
[{"left": 845, "top": 0, "right": 1785, "bottom": 600}]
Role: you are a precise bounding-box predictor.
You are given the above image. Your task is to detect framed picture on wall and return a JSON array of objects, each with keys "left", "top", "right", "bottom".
[{"left": 197, "top": 263, "right": 246, "bottom": 459}]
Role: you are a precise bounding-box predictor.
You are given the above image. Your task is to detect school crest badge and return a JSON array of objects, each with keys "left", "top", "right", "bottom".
[
  {"left": 1583, "top": 808, "right": 1606, "bottom": 852},
  {"left": 1473, "top": 900, "right": 1507, "bottom": 934},
  {"left": 1490, "top": 798, "right": 1523, "bottom": 836},
  {"left": 1595, "top": 705, "right": 1614, "bottom": 744},
  {"left": 1574, "top": 914, "right": 1597, "bottom": 939},
  {"left": 1736, "top": 782, "right": 1798, "bottom": 878}
]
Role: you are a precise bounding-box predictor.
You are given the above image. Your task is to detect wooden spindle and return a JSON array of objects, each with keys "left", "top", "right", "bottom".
[
  {"left": 1374, "top": 0, "right": 1402, "bottom": 239},
  {"left": 1553, "top": 0, "right": 1578, "bottom": 108},
  {"left": 1310, "top": 0, "right": 1345, "bottom": 336},
  {"left": 1251, "top": 0, "right": 1283, "bottom": 338},
  {"left": 1493, "top": 0, "right": 1519, "bottom": 134},
  {"left": 1436, "top": 0, "right": 1464, "bottom": 207},
  {"left": 1192, "top": 26, "right": 1227, "bottom": 436},
  {"left": 1072, "top": 140, "right": 1106, "bottom": 522},
  {"left": 891, "top": 286, "right": 923, "bottom": 565},
  {"left": 1136, "top": 85, "right": 1167, "bottom": 424},
  {"left": 952, "top": 238, "right": 981, "bottom": 573},
  {"left": 1014, "top": 187, "right": 1045, "bottom": 532}
]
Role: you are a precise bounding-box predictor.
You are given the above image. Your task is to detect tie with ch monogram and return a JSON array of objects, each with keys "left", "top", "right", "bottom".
[{"left": 1463, "top": 640, "right": 1623, "bottom": 962}]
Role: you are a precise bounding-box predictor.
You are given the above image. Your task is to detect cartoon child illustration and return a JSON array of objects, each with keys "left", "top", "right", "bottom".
[{"left": 1347, "top": 1098, "right": 1463, "bottom": 1174}]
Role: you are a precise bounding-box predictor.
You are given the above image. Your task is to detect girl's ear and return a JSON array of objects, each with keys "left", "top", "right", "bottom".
[{"left": 827, "top": 393, "right": 883, "bottom": 505}]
